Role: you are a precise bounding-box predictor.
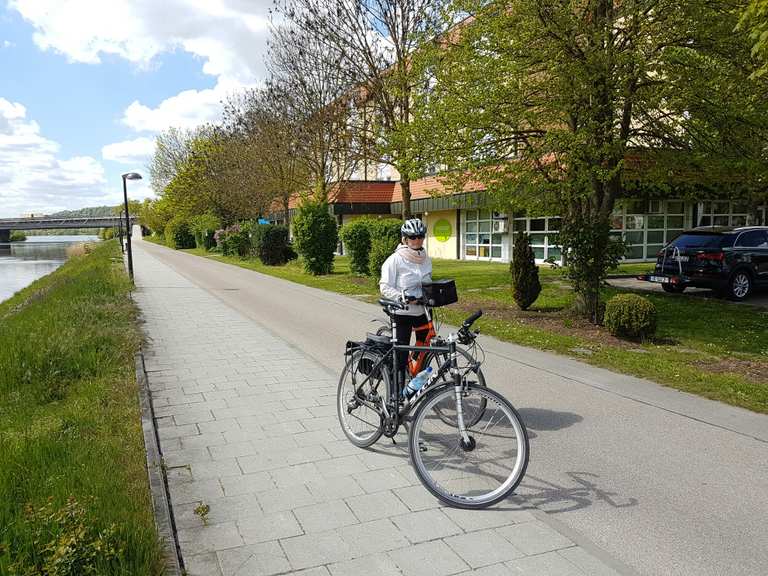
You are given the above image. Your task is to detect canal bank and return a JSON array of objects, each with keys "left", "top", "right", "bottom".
[{"left": 0, "top": 240, "right": 163, "bottom": 574}]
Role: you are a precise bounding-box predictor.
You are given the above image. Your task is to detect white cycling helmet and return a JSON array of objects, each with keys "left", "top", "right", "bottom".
[{"left": 401, "top": 218, "right": 426, "bottom": 238}]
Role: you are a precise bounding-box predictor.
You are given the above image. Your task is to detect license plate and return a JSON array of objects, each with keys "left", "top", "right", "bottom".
[
  {"left": 673, "top": 255, "right": 689, "bottom": 262},
  {"left": 648, "top": 276, "right": 670, "bottom": 283}
]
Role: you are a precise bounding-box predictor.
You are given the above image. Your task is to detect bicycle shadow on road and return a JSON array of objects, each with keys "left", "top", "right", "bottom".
[
  {"left": 518, "top": 472, "right": 639, "bottom": 514},
  {"left": 516, "top": 407, "right": 583, "bottom": 438}
]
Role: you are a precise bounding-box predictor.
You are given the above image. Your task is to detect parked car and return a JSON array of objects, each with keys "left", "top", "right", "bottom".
[{"left": 639, "top": 226, "right": 768, "bottom": 301}]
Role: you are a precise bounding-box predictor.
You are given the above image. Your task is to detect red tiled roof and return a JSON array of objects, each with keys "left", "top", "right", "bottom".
[
  {"left": 331, "top": 181, "right": 396, "bottom": 203},
  {"left": 268, "top": 180, "right": 396, "bottom": 214},
  {"left": 392, "top": 175, "right": 485, "bottom": 203}
]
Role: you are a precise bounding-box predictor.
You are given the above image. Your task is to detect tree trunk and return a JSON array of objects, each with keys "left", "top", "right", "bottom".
[{"left": 400, "top": 177, "right": 412, "bottom": 219}]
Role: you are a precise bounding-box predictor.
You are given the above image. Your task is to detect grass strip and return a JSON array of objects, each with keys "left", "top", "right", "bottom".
[{"left": 0, "top": 240, "right": 163, "bottom": 574}]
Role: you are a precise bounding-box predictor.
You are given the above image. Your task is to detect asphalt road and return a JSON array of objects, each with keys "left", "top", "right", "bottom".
[{"left": 135, "top": 238, "right": 768, "bottom": 576}]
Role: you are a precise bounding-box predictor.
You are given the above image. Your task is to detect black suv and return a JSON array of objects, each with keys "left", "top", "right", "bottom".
[{"left": 641, "top": 226, "right": 768, "bottom": 301}]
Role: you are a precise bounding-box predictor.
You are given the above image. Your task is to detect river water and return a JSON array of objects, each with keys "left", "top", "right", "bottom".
[{"left": 0, "top": 235, "right": 100, "bottom": 304}]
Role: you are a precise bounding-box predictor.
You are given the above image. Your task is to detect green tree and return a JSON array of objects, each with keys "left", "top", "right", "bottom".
[
  {"left": 739, "top": 0, "right": 768, "bottom": 77},
  {"left": 278, "top": 0, "right": 447, "bottom": 219},
  {"left": 414, "top": 0, "right": 768, "bottom": 321}
]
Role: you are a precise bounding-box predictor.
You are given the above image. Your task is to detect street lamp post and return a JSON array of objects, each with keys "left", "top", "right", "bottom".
[{"left": 122, "top": 172, "right": 142, "bottom": 281}]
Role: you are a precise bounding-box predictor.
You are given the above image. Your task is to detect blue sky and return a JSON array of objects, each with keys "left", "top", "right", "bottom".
[{"left": 0, "top": 0, "right": 271, "bottom": 217}]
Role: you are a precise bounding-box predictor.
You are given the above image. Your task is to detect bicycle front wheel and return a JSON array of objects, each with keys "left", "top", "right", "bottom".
[{"left": 409, "top": 385, "right": 529, "bottom": 509}]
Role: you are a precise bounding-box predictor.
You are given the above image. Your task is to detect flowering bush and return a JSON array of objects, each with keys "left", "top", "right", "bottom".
[{"left": 215, "top": 224, "right": 250, "bottom": 257}]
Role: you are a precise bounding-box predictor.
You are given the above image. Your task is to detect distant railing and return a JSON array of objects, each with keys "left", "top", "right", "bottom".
[{"left": 0, "top": 216, "right": 137, "bottom": 231}]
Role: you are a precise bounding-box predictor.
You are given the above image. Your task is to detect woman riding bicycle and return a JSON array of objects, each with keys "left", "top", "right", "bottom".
[{"left": 379, "top": 218, "right": 433, "bottom": 382}]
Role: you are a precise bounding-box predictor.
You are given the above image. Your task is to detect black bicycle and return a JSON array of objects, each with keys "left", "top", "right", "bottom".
[{"left": 338, "top": 297, "right": 529, "bottom": 509}]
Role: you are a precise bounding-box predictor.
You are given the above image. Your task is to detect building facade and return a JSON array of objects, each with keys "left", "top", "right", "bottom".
[{"left": 272, "top": 179, "right": 767, "bottom": 265}]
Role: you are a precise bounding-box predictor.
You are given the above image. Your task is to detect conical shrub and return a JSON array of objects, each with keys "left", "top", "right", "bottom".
[{"left": 511, "top": 230, "right": 542, "bottom": 310}]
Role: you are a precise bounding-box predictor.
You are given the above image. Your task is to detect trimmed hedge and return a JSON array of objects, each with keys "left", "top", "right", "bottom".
[
  {"left": 368, "top": 218, "right": 404, "bottom": 278},
  {"left": 339, "top": 218, "right": 373, "bottom": 275},
  {"left": 604, "top": 293, "right": 657, "bottom": 340},
  {"left": 292, "top": 202, "right": 338, "bottom": 275}
]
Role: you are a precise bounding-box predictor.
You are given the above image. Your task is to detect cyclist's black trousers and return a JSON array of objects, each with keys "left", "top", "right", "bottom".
[{"left": 393, "top": 313, "right": 429, "bottom": 380}]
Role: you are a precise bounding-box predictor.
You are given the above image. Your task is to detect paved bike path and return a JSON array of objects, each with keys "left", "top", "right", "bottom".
[{"left": 133, "top": 240, "right": 631, "bottom": 576}]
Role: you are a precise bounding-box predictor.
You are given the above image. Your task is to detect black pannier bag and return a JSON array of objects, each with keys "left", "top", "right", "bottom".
[{"left": 421, "top": 279, "right": 458, "bottom": 307}]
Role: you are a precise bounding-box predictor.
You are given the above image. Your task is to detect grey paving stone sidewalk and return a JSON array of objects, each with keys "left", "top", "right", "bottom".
[{"left": 133, "top": 242, "right": 624, "bottom": 576}]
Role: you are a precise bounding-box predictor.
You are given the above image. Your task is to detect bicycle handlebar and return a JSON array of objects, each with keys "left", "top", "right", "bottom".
[{"left": 463, "top": 309, "right": 483, "bottom": 328}]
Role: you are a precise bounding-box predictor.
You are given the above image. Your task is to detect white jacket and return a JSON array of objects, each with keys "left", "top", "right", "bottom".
[{"left": 379, "top": 250, "right": 432, "bottom": 316}]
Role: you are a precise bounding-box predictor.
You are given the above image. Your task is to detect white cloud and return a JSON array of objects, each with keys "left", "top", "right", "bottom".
[
  {"left": 0, "top": 97, "right": 118, "bottom": 217},
  {"left": 2, "top": 40, "right": 15, "bottom": 49},
  {"left": 10, "top": 0, "right": 272, "bottom": 83},
  {"left": 102, "top": 136, "right": 156, "bottom": 164},
  {"left": 120, "top": 78, "right": 251, "bottom": 132}
]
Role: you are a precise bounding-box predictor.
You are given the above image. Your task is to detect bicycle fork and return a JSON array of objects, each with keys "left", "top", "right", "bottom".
[{"left": 448, "top": 335, "right": 472, "bottom": 446}]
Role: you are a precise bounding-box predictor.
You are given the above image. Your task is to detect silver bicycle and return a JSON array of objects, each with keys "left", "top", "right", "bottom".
[{"left": 338, "top": 298, "right": 529, "bottom": 509}]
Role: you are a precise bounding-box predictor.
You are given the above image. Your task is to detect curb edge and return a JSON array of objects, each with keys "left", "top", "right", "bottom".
[{"left": 136, "top": 350, "right": 184, "bottom": 576}]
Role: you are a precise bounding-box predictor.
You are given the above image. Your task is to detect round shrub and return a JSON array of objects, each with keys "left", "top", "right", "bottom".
[
  {"left": 292, "top": 202, "right": 338, "bottom": 275},
  {"left": 255, "top": 224, "right": 291, "bottom": 265},
  {"left": 604, "top": 294, "right": 657, "bottom": 340},
  {"left": 164, "top": 216, "right": 195, "bottom": 249},
  {"left": 339, "top": 218, "right": 373, "bottom": 275},
  {"left": 368, "top": 218, "right": 404, "bottom": 278},
  {"left": 9, "top": 231, "right": 27, "bottom": 242}
]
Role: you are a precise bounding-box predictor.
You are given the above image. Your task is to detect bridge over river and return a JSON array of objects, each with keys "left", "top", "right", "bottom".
[{"left": 0, "top": 216, "right": 136, "bottom": 242}]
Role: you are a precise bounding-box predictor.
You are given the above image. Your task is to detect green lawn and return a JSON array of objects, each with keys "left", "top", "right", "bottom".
[
  {"left": 180, "top": 246, "right": 767, "bottom": 413},
  {"left": 0, "top": 241, "right": 163, "bottom": 574}
]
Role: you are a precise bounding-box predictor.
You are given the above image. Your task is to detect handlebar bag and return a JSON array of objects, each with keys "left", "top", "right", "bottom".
[{"left": 421, "top": 279, "right": 458, "bottom": 307}]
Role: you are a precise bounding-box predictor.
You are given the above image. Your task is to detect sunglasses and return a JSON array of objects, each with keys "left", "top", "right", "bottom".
[{"left": 406, "top": 234, "right": 425, "bottom": 240}]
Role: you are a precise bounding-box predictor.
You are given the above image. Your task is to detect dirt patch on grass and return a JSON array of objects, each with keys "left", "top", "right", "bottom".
[{"left": 690, "top": 358, "right": 768, "bottom": 385}]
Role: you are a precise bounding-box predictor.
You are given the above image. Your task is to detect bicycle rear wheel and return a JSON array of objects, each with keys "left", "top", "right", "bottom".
[
  {"left": 337, "top": 349, "right": 389, "bottom": 448},
  {"left": 409, "top": 385, "right": 528, "bottom": 509}
]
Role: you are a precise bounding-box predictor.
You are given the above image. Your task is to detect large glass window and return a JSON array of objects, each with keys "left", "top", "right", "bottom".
[
  {"left": 612, "top": 199, "right": 688, "bottom": 260},
  {"left": 697, "top": 201, "right": 750, "bottom": 227},
  {"left": 463, "top": 210, "right": 504, "bottom": 260},
  {"left": 511, "top": 216, "right": 561, "bottom": 263}
]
